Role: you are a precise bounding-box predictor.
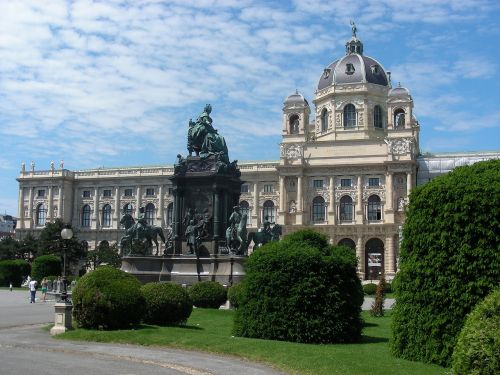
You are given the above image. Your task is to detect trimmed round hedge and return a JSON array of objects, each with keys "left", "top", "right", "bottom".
[
  {"left": 227, "top": 282, "right": 244, "bottom": 309},
  {"left": 363, "top": 283, "right": 377, "bottom": 295},
  {"left": 188, "top": 281, "right": 227, "bottom": 308},
  {"left": 391, "top": 160, "right": 500, "bottom": 366},
  {"left": 72, "top": 266, "right": 144, "bottom": 329},
  {"left": 233, "top": 230, "right": 363, "bottom": 344},
  {"left": 141, "top": 282, "right": 192, "bottom": 326},
  {"left": 0, "top": 259, "right": 30, "bottom": 287},
  {"left": 31, "top": 255, "right": 61, "bottom": 282},
  {"left": 452, "top": 289, "right": 500, "bottom": 375}
]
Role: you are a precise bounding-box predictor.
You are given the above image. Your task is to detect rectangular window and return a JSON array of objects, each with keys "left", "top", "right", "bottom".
[
  {"left": 37, "top": 189, "right": 45, "bottom": 197},
  {"left": 341, "top": 179, "right": 352, "bottom": 187},
  {"left": 124, "top": 188, "right": 133, "bottom": 197},
  {"left": 83, "top": 190, "right": 91, "bottom": 198},
  {"left": 369, "top": 178, "right": 380, "bottom": 187},
  {"left": 313, "top": 179, "right": 324, "bottom": 188},
  {"left": 241, "top": 184, "right": 249, "bottom": 193},
  {"left": 146, "top": 188, "right": 155, "bottom": 196},
  {"left": 103, "top": 189, "right": 112, "bottom": 197},
  {"left": 263, "top": 184, "right": 273, "bottom": 193}
]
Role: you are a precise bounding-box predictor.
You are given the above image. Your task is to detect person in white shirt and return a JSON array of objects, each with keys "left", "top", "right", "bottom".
[{"left": 29, "top": 279, "right": 37, "bottom": 303}]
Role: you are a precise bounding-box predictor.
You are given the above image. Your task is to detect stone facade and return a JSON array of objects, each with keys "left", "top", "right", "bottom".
[{"left": 15, "top": 35, "right": 500, "bottom": 280}]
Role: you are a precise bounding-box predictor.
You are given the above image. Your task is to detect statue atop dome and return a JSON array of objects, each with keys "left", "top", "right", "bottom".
[{"left": 350, "top": 20, "right": 357, "bottom": 38}]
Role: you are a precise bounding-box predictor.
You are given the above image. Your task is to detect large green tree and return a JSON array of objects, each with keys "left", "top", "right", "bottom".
[
  {"left": 391, "top": 159, "right": 500, "bottom": 366},
  {"left": 37, "top": 219, "right": 85, "bottom": 266},
  {"left": 0, "top": 237, "right": 19, "bottom": 260},
  {"left": 86, "top": 242, "right": 121, "bottom": 270}
]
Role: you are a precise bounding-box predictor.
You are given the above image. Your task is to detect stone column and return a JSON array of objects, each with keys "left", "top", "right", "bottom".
[
  {"left": 93, "top": 187, "right": 99, "bottom": 229},
  {"left": 158, "top": 185, "right": 164, "bottom": 227},
  {"left": 384, "top": 172, "right": 394, "bottom": 223},
  {"left": 407, "top": 170, "right": 413, "bottom": 197},
  {"left": 48, "top": 186, "right": 53, "bottom": 222},
  {"left": 28, "top": 187, "right": 34, "bottom": 228},
  {"left": 296, "top": 175, "right": 303, "bottom": 225},
  {"left": 214, "top": 190, "right": 221, "bottom": 239},
  {"left": 18, "top": 188, "right": 24, "bottom": 229},
  {"left": 356, "top": 236, "right": 365, "bottom": 279},
  {"left": 356, "top": 175, "right": 363, "bottom": 224},
  {"left": 385, "top": 235, "right": 395, "bottom": 277},
  {"left": 277, "top": 176, "right": 285, "bottom": 225},
  {"left": 253, "top": 182, "right": 260, "bottom": 229},
  {"left": 328, "top": 176, "right": 335, "bottom": 224},
  {"left": 136, "top": 186, "right": 141, "bottom": 212},
  {"left": 114, "top": 186, "right": 120, "bottom": 227}
]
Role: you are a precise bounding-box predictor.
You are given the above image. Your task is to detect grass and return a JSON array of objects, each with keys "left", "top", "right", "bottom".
[{"left": 57, "top": 309, "right": 446, "bottom": 375}]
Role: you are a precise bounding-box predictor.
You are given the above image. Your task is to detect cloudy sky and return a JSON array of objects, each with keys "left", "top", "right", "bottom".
[{"left": 1, "top": 0, "right": 500, "bottom": 216}]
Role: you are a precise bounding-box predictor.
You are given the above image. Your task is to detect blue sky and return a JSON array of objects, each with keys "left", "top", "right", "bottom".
[{"left": 1, "top": 0, "right": 500, "bottom": 216}]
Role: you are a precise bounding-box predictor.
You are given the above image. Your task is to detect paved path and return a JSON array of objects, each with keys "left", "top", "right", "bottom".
[{"left": 0, "top": 290, "right": 282, "bottom": 374}]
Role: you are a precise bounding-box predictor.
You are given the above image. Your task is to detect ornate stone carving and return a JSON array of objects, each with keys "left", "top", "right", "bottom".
[
  {"left": 280, "top": 143, "right": 304, "bottom": 160},
  {"left": 335, "top": 191, "right": 357, "bottom": 201},
  {"left": 385, "top": 138, "right": 414, "bottom": 155},
  {"left": 362, "top": 190, "right": 386, "bottom": 201}
]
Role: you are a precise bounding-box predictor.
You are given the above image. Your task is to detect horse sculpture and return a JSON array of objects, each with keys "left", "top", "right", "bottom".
[
  {"left": 247, "top": 223, "right": 282, "bottom": 248},
  {"left": 225, "top": 213, "right": 248, "bottom": 255},
  {"left": 119, "top": 213, "right": 166, "bottom": 256}
]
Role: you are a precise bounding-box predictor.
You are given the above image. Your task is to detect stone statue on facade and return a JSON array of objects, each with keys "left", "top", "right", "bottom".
[
  {"left": 185, "top": 220, "right": 200, "bottom": 255},
  {"left": 120, "top": 207, "right": 166, "bottom": 256}
]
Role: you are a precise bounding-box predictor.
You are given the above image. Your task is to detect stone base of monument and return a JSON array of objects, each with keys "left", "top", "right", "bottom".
[
  {"left": 121, "top": 255, "right": 246, "bottom": 286},
  {"left": 50, "top": 302, "right": 73, "bottom": 336}
]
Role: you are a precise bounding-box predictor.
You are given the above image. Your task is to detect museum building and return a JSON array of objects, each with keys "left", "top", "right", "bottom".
[{"left": 15, "top": 33, "right": 499, "bottom": 280}]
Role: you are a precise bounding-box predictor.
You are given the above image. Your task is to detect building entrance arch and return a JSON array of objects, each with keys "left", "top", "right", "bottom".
[{"left": 365, "top": 238, "right": 384, "bottom": 280}]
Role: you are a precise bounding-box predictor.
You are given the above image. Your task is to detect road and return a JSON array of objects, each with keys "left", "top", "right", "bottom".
[{"left": 0, "top": 290, "right": 283, "bottom": 375}]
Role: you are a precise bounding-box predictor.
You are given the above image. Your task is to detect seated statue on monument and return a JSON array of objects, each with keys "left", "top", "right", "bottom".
[{"left": 187, "top": 104, "right": 230, "bottom": 164}]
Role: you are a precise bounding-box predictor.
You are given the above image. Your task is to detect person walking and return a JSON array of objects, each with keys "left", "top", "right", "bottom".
[
  {"left": 28, "top": 279, "right": 38, "bottom": 303},
  {"left": 41, "top": 278, "right": 48, "bottom": 302},
  {"left": 9, "top": 282, "right": 13, "bottom": 291}
]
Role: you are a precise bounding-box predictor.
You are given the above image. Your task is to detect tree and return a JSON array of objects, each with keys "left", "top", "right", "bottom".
[
  {"left": 391, "top": 160, "right": 500, "bottom": 366},
  {"left": 17, "top": 233, "right": 39, "bottom": 261},
  {"left": 37, "top": 219, "right": 84, "bottom": 267},
  {"left": 86, "top": 242, "right": 121, "bottom": 270},
  {"left": 370, "top": 272, "right": 386, "bottom": 317},
  {"left": 0, "top": 237, "right": 19, "bottom": 260}
]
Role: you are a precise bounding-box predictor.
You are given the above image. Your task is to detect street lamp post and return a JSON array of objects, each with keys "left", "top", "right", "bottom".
[
  {"left": 60, "top": 227, "right": 73, "bottom": 302},
  {"left": 50, "top": 225, "right": 74, "bottom": 336}
]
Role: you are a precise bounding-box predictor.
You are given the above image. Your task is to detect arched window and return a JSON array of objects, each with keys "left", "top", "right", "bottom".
[
  {"left": 81, "top": 241, "right": 89, "bottom": 253},
  {"left": 123, "top": 203, "right": 133, "bottom": 216},
  {"left": 367, "top": 195, "right": 382, "bottom": 221},
  {"left": 321, "top": 109, "right": 328, "bottom": 132},
  {"left": 344, "top": 104, "right": 356, "bottom": 128},
  {"left": 102, "top": 204, "right": 112, "bottom": 227},
  {"left": 289, "top": 114, "right": 299, "bottom": 134},
  {"left": 339, "top": 195, "right": 353, "bottom": 222},
  {"left": 374, "top": 105, "right": 383, "bottom": 129},
  {"left": 81, "top": 204, "right": 91, "bottom": 227},
  {"left": 394, "top": 108, "right": 405, "bottom": 128},
  {"left": 365, "top": 238, "right": 384, "bottom": 280},
  {"left": 312, "top": 196, "right": 325, "bottom": 222},
  {"left": 145, "top": 203, "right": 155, "bottom": 225},
  {"left": 36, "top": 203, "right": 47, "bottom": 226},
  {"left": 262, "top": 200, "right": 276, "bottom": 223},
  {"left": 240, "top": 200, "right": 250, "bottom": 217},
  {"left": 338, "top": 238, "right": 356, "bottom": 251},
  {"left": 166, "top": 203, "right": 174, "bottom": 227}
]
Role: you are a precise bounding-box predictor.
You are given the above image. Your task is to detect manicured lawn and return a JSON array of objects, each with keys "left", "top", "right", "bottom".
[{"left": 58, "top": 309, "right": 446, "bottom": 375}]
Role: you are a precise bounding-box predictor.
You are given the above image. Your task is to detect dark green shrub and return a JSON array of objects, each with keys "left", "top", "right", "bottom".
[
  {"left": 452, "top": 289, "right": 500, "bottom": 375},
  {"left": 282, "top": 229, "right": 329, "bottom": 253},
  {"left": 363, "top": 283, "right": 377, "bottom": 295},
  {"left": 141, "top": 282, "right": 192, "bottom": 326},
  {"left": 370, "top": 273, "right": 386, "bottom": 317},
  {"left": 31, "top": 255, "right": 61, "bottom": 281},
  {"left": 0, "top": 259, "right": 31, "bottom": 287},
  {"left": 384, "top": 282, "right": 392, "bottom": 294},
  {"left": 188, "top": 281, "right": 227, "bottom": 308},
  {"left": 72, "top": 266, "right": 145, "bottom": 329},
  {"left": 233, "top": 230, "right": 363, "bottom": 344},
  {"left": 228, "top": 282, "right": 245, "bottom": 308},
  {"left": 392, "top": 160, "right": 500, "bottom": 366}
]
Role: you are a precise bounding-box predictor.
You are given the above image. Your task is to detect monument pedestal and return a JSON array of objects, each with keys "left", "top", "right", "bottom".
[
  {"left": 121, "top": 255, "right": 245, "bottom": 286},
  {"left": 50, "top": 302, "right": 73, "bottom": 336},
  {"left": 170, "top": 155, "right": 242, "bottom": 256}
]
